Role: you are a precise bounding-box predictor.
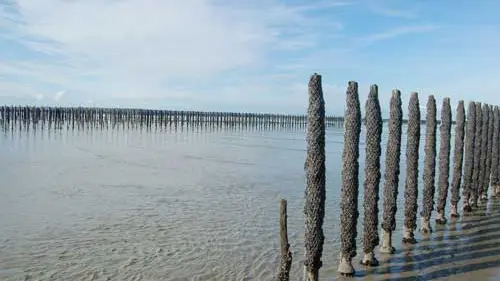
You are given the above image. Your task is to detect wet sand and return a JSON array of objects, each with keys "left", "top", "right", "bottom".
[
  {"left": 2, "top": 126, "right": 500, "bottom": 280},
  {"left": 349, "top": 196, "right": 500, "bottom": 281}
]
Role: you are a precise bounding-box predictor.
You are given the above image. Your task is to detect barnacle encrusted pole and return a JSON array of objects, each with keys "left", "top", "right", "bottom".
[
  {"left": 462, "top": 102, "right": 476, "bottom": 213},
  {"left": 380, "top": 90, "right": 402, "bottom": 254},
  {"left": 303, "top": 73, "right": 326, "bottom": 281},
  {"left": 436, "top": 98, "right": 452, "bottom": 224},
  {"left": 449, "top": 101, "right": 465, "bottom": 218},
  {"left": 403, "top": 92, "right": 420, "bottom": 244},
  {"left": 276, "top": 199, "right": 292, "bottom": 281},
  {"left": 478, "top": 104, "right": 490, "bottom": 204},
  {"left": 338, "top": 81, "right": 361, "bottom": 276},
  {"left": 491, "top": 106, "right": 500, "bottom": 196},
  {"left": 483, "top": 106, "right": 494, "bottom": 201},
  {"left": 420, "top": 95, "right": 437, "bottom": 234},
  {"left": 361, "top": 85, "right": 382, "bottom": 266},
  {"left": 471, "top": 102, "right": 482, "bottom": 208}
]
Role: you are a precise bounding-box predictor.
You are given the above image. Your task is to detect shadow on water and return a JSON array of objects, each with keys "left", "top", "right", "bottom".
[
  {"left": 380, "top": 258, "right": 500, "bottom": 281},
  {"left": 359, "top": 242, "right": 500, "bottom": 279},
  {"left": 355, "top": 203, "right": 500, "bottom": 280}
]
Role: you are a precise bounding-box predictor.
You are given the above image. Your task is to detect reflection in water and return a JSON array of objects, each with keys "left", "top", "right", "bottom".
[{"left": 1, "top": 125, "right": 500, "bottom": 280}]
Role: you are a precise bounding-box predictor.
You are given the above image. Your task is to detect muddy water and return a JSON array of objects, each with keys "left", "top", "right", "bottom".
[{"left": 1, "top": 125, "right": 500, "bottom": 281}]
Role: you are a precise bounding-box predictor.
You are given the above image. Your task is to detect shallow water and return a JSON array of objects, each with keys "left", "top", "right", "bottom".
[{"left": 1, "top": 124, "right": 500, "bottom": 281}]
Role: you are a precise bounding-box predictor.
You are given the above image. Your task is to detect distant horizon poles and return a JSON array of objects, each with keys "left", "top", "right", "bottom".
[{"left": 0, "top": 106, "right": 345, "bottom": 132}]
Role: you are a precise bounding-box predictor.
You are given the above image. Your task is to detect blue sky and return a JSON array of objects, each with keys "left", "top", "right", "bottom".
[{"left": 2, "top": 0, "right": 500, "bottom": 116}]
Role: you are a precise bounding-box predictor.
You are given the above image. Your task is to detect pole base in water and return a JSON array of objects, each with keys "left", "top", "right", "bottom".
[
  {"left": 402, "top": 226, "right": 417, "bottom": 244},
  {"left": 338, "top": 256, "right": 355, "bottom": 276},
  {"left": 450, "top": 204, "right": 460, "bottom": 218},
  {"left": 360, "top": 252, "right": 379, "bottom": 267},
  {"left": 478, "top": 196, "right": 485, "bottom": 205},
  {"left": 481, "top": 193, "right": 488, "bottom": 201},
  {"left": 463, "top": 202, "right": 473, "bottom": 213},
  {"left": 435, "top": 212, "right": 447, "bottom": 225},
  {"left": 492, "top": 185, "right": 498, "bottom": 197},
  {"left": 379, "top": 229, "right": 395, "bottom": 254},
  {"left": 470, "top": 196, "right": 478, "bottom": 208},
  {"left": 419, "top": 217, "right": 432, "bottom": 234},
  {"left": 304, "top": 269, "right": 319, "bottom": 281}
]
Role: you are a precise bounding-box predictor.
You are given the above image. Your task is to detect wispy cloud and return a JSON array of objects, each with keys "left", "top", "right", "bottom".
[
  {"left": 0, "top": 0, "right": 347, "bottom": 109},
  {"left": 366, "top": 0, "right": 421, "bottom": 19},
  {"left": 2, "top": 0, "right": 500, "bottom": 112},
  {"left": 359, "top": 25, "right": 438, "bottom": 46},
  {"left": 54, "top": 90, "right": 64, "bottom": 101}
]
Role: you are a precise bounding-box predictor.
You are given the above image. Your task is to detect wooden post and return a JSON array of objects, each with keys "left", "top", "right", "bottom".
[
  {"left": 491, "top": 106, "right": 500, "bottom": 196},
  {"left": 462, "top": 102, "right": 476, "bottom": 213},
  {"left": 361, "top": 85, "right": 382, "bottom": 266},
  {"left": 420, "top": 95, "right": 437, "bottom": 234},
  {"left": 478, "top": 104, "right": 490, "bottom": 204},
  {"left": 303, "top": 73, "right": 326, "bottom": 281},
  {"left": 403, "top": 92, "right": 420, "bottom": 244},
  {"left": 381, "top": 90, "right": 402, "bottom": 252},
  {"left": 449, "top": 101, "right": 465, "bottom": 218},
  {"left": 276, "top": 199, "right": 292, "bottom": 281},
  {"left": 471, "top": 102, "right": 482, "bottom": 208},
  {"left": 436, "top": 98, "right": 452, "bottom": 224},
  {"left": 338, "top": 81, "right": 361, "bottom": 276}
]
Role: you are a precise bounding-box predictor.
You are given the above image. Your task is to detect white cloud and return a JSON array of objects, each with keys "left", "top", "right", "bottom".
[
  {"left": 358, "top": 25, "right": 438, "bottom": 46},
  {"left": 0, "top": 0, "right": 347, "bottom": 105},
  {"left": 54, "top": 90, "right": 65, "bottom": 101},
  {"left": 366, "top": 0, "right": 421, "bottom": 19}
]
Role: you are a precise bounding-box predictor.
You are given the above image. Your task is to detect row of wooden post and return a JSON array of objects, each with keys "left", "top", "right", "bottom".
[
  {"left": 277, "top": 73, "right": 500, "bottom": 280},
  {"left": 0, "top": 106, "right": 345, "bottom": 130}
]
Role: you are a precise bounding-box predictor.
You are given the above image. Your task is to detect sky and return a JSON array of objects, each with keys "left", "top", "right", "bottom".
[{"left": 2, "top": 0, "right": 500, "bottom": 116}]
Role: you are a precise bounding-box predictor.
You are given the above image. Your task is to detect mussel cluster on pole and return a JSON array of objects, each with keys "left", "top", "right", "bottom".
[
  {"left": 420, "top": 96, "right": 437, "bottom": 234},
  {"left": 303, "top": 73, "right": 326, "bottom": 281},
  {"left": 338, "top": 81, "right": 361, "bottom": 276},
  {"left": 361, "top": 85, "right": 383, "bottom": 266},
  {"left": 449, "top": 101, "right": 465, "bottom": 218},
  {"left": 403, "top": 93, "right": 420, "bottom": 243},
  {"left": 381, "top": 90, "right": 402, "bottom": 253}
]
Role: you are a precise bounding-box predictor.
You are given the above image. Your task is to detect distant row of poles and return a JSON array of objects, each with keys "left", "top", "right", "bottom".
[
  {"left": 277, "top": 74, "right": 500, "bottom": 281},
  {"left": 0, "top": 106, "right": 345, "bottom": 131}
]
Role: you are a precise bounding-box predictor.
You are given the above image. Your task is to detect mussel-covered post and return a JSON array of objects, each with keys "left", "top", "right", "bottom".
[
  {"left": 403, "top": 93, "right": 420, "bottom": 244},
  {"left": 462, "top": 102, "right": 476, "bottom": 213},
  {"left": 276, "top": 199, "right": 292, "bottom": 281},
  {"left": 491, "top": 106, "right": 500, "bottom": 196},
  {"left": 380, "top": 90, "right": 402, "bottom": 254},
  {"left": 478, "top": 104, "right": 490, "bottom": 204},
  {"left": 303, "top": 73, "right": 326, "bottom": 281},
  {"left": 420, "top": 95, "right": 437, "bottom": 234},
  {"left": 361, "top": 85, "right": 382, "bottom": 266},
  {"left": 482, "top": 106, "right": 494, "bottom": 201},
  {"left": 436, "top": 98, "right": 452, "bottom": 224},
  {"left": 471, "top": 102, "right": 482, "bottom": 208},
  {"left": 449, "top": 101, "right": 465, "bottom": 218},
  {"left": 338, "top": 81, "right": 361, "bottom": 276}
]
